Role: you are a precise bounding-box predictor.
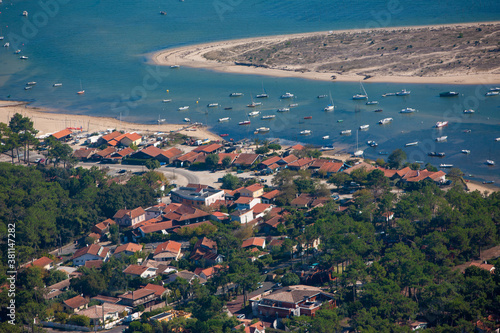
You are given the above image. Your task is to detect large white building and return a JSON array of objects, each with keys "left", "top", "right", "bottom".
[{"left": 170, "top": 186, "right": 225, "bottom": 207}]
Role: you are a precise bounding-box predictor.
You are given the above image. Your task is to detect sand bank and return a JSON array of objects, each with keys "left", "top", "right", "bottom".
[
  {"left": 0, "top": 100, "right": 222, "bottom": 142},
  {"left": 466, "top": 180, "right": 499, "bottom": 194},
  {"left": 151, "top": 21, "right": 500, "bottom": 85}
]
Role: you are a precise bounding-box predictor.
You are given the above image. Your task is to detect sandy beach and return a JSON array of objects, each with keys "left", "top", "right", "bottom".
[
  {"left": 0, "top": 100, "right": 222, "bottom": 142},
  {"left": 151, "top": 21, "right": 500, "bottom": 85}
]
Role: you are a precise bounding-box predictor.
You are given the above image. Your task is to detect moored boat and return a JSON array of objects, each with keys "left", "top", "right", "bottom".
[
  {"left": 14, "top": 50, "right": 21, "bottom": 54},
  {"left": 317, "top": 94, "right": 327, "bottom": 99},
  {"left": 248, "top": 111, "right": 260, "bottom": 117},
  {"left": 382, "top": 93, "right": 396, "bottom": 97},
  {"left": 19, "top": 56, "right": 28, "bottom": 60},
  {"left": 178, "top": 106, "right": 189, "bottom": 111},
  {"left": 277, "top": 108, "right": 289, "bottom": 112},
  {"left": 170, "top": 65, "right": 180, "bottom": 69},
  {"left": 340, "top": 129, "right": 352, "bottom": 135},
  {"left": 440, "top": 164, "right": 454, "bottom": 168},
  {"left": 374, "top": 109, "right": 383, "bottom": 112},
  {"left": 405, "top": 142, "right": 418, "bottom": 147},
  {"left": 304, "top": 116, "right": 312, "bottom": 119},
  {"left": 162, "top": 99, "right": 172, "bottom": 103},
  {"left": 379, "top": 118, "right": 393, "bottom": 124},
  {"left": 247, "top": 102, "right": 262, "bottom": 107},
  {"left": 300, "top": 130, "right": 311, "bottom": 135},
  {"left": 366, "top": 101, "right": 378, "bottom": 105},
  {"left": 461, "top": 150, "right": 470, "bottom": 154},
  {"left": 400, "top": 107, "right": 416, "bottom": 113},
  {"left": 224, "top": 107, "right": 232, "bottom": 110},
  {"left": 486, "top": 160, "right": 495, "bottom": 165},
  {"left": 280, "top": 92, "right": 294, "bottom": 99},
  {"left": 485, "top": 91, "right": 499, "bottom": 96},
  {"left": 367, "top": 140, "right": 378, "bottom": 147},
  {"left": 439, "top": 91, "right": 459, "bottom": 97},
  {"left": 321, "top": 145, "right": 335, "bottom": 151},
  {"left": 26, "top": 81, "right": 36, "bottom": 86},
  {"left": 22, "top": 11, "right": 28, "bottom": 16},
  {"left": 396, "top": 89, "right": 410, "bottom": 96},
  {"left": 359, "top": 124, "right": 369, "bottom": 130},
  {"left": 24, "top": 86, "right": 32, "bottom": 90},
  {"left": 256, "top": 127, "right": 270, "bottom": 133},
  {"left": 435, "top": 121, "right": 448, "bottom": 128},
  {"left": 289, "top": 103, "right": 298, "bottom": 107},
  {"left": 229, "top": 92, "right": 243, "bottom": 97},
  {"left": 207, "top": 103, "right": 219, "bottom": 107},
  {"left": 239, "top": 120, "right": 251, "bottom": 125},
  {"left": 322, "top": 135, "right": 330, "bottom": 140},
  {"left": 184, "top": 118, "right": 191, "bottom": 122},
  {"left": 324, "top": 104, "right": 334, "bottom": 112},
  {"left": 218, "top": 117, "right": 229, "bottom": 122},
  {"left": 3, "top": 42, "right": 9, "bottom": 47},
  {"left": 436, "top": 136, "right": 448, "bottom": 142},
  {"left": 53, "top": 83, "right": 63, "bottom": 87},
  {"left": 256, "top": 93, "right": 268, "bottom": 98},
  {"left": 352, "top": 93, "right": 368, "bottom": 100},
  {"left": 220, "top": 134, "right": 229, "bottom": 137},
  {"left": 262, "top": 115, "right": 275, "bottom": 120},
  {"left": 463, "top": 109, "right": 475, "bottom": 114},
  {"left": 428, "top": 152, "right": 445, "bottom": 157}
]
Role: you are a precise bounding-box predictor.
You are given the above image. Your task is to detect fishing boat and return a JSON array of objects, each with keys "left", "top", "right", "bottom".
[
  {"left": 248, "top": 111, "right": 260, "bottom": 117},
  {"left": 184, "top": 118, "right": 191, "bottom": 122},
  {"left": 367, "top": 140, "right": 378, "bottom": 147},
  {"left": 256, "top": 127, "right": 270, "bottom": 133},
  {"left": 24, "top": 86, "right": 32, "bottom": 90},
  {"left": 366, "top": 101, "right": 378, "bottom": 105},
  {"left": 220, "top": 134, "right": 229, "bottom": 137},
  {"left": 207, "top": 103, "right": 219, "bottom": 107},
  {"left": 463, "top": 109, "right": 475, "bottom": 114},
  {"left": 247, "top": 101, "right": 262, "bottom": 107},
  {"left": 277, "top": 108, "right": 289, "bottom": 112},
  {"left": 352, "top": 82, "right": 368, "bottom": 100},
  {"left": 300, "top": 130, "right": 311, "bottom": 135},
  {"left": 280, "top": 92, "right": 294, "bottom": 99},
  {"left": 440, "top": 164, "right": 454, "bottom": 168},
  {"left": 337, "top": 119, "right": 343, "bottom": 123},
  {"left": 379, "top": 118, "right": 393, "bottom": 125},
  {"left": 0, "top": 36, "right": 3, "bottom": 40},
  {"left": 485, "top": 91, "right": 499, "bottom": 96},
  {"left": 359, "top": 124, "right": 369, "bottom": 130},
  {"left": 19, "top": 56, "right": 28, "bottom": 60},
  {"left": 439, "top": 91, "right": 459, "bottom": 97},
  {"left": 405, "top": 142, "right": 418, "bottom": 147},
  {"left": 158, "top": 117, "right": 166, "bottom": 123},
  {"left": 428, "top": 152, "right": 445, "bottom": 157},
  {"left": 486, "top": 160, "right": 495, "bottom": 166},
  {"left": 382, "top": 93, "right": 396, "bottom": 97},
  {"left": 317, "top": 95, "right": 327, "bottom": 98},
  {"left": 262, "top": 115, "right": 275, "bottom": 120},
  {"left": 239, "top": 120, "right": 251, "bottom": 125},
  {"left": 461, "top": 150, "right": 470, "bottom": 154},
  {"left": 436, "top": 136, "right": 448, "bottom": 142},
  {"left": 400, "top": 107, "right": 416, "bottom": 113},
  {"left": 374, "top": 109, "right": 383, "bottom": 112},
  {"left": 483, "top": 180, "right": 495, "bottom": 184},
  {"left": 304, "top": 116, "right": 312, "bottom": 119},
  {"left": 14, "top": 50, "right": 21, "bottom": 54},
  {"left": 322, "top": 135, "right": 330, "bottom": 140},
  {"left": 435, "top": 121, "right": 448, "bottom": 128},
  {"left": 53, "top": 83, "right": 62, "bottom": 87},
  {"left": 162, "top": 99, "right": 172, "bottom": 103},
  {"left": 218, "top": 117, "right": 230, "bottom": 122},
  {"left": 340, "top": 129, "right": 352, "bottom": 135},
  {"left": 496, "top": 138, "right": 500, "bottom": 141},
  {"left": 26, "top": 82, "right": 36, "bottom": 86},
  {"left": 178, "top": 106, "right": 189, "bottom": 111},
  {"left": 396, "top": 89, "right": 411, "bottom": 96},
  {"left": 229, "top": 92, "right": 243, "bottom": 97},
  {"left": 289, "top": 103, "right": 298, "bottom": 107}
]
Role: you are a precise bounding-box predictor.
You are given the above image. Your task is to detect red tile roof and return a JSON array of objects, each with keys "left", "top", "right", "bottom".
[
  {"left": 52, "top": 128, "right": 73, "bottom": 139},
  {"left": 172, "top": 221, "right": 214, "bottom": 234},
  {"left": 193, "top": 143, "right": 223, "bottom": 154},
  {"left": 112, "top": 147, "right": 135, "bottom": 158},
  {"left": 343, "top": 162, "right": 376, "bottom": 174},
  {"left": 162, "top": 147, "right": 183, "bottom": 159},
  {"left": 319, "top": 162, "right": 343, "bottom": 173},
  {"left": 288, "top": 158, "right": 314, "bottom": 168},
  {"left": 119, "top": 288, "right": 155, "bottom": 300},
  {"left": 123, "top": 132, "right": 142, "bottom": 142},
  {"left": 84, "top": 260, "right": 103, "bottom": 269},
  {"left": 252, "top": 203, "right": 272, "bottom": 215},
  {"left": 290, "top": 144, "right": 305, "bottom": 151},
  {"left": 113, "top": 207, "right": 146, "bottom": 220},
  {"left": 245, "top": 183, "right": 264, "bottom": 193},
  {"left": 195, "top": 237, "right": 217, "bottom": 250},
  {"left": 143, "top": 283, "right": 166, "bottom": 297},
  {"left": 260, "top": 156, "right": 281, "bottom": 166},
  {"left": 310, "top": 159, "right": 329, "bottom": 168},
  {"left": 264, "top": 215, "right": 284, "bottom": 228},
  {"left": 73, "top": 244, "right": 109, "bottom": 259},
  {"left": 281, "top": 154, "right": 298, "bottom": 164},
  {"left": 73, "top": 148, "right": 96, "bottom": 159},
  {"left": 139, "top": 221, "right": 174, "bottom": 234},
  {"left": 176, "top": 151, "right": 203, "bottom": 163},
  {"left": 64, "top": 295, "right": 88, "bottom": 309},
  {"left": 101, "top": 131, "right": 122, "bottom": 142},
  {"left": 95, "top": 147, "right": 116, "bottom": 158},
  {"left": 154, "top": 241, "right": 182, "bottom": 256},
  {"left": 123, "top": 265, "right": 148, "bottom": 276},
  {"left": 217, "top": 153, "right": 239, "bottom": 164},
  {"left": 234, "top": 153, "right": 260, "bottom": 166},
  {"left": 30, "top": 256, "right": 53, "bottom": 268},
  {"left": 262, "top": 189, "right": 280, "bottom": 200},
  {"left": 235, "top": 196, "right": 254, "bottom": 204},
  {"left": 242, "top": 237, "right": 265, "bottom": 248},
  {"left": 114, "top": 243, "right": 143, "bottom": 255}
]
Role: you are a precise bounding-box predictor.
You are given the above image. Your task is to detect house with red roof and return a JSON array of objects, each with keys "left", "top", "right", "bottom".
[
  {"left": 240, "top": 183, "right": 264, "bottom": 198},
  {"left": 113, "top": 207, "right": 147, "bottom": 227},
  {"left": 217, "top": 153, "right": 239, "bottom": 166},
  {"left": 73, "top": 147, "right": 96, "bottom": 161},
  {"left": 98, "top": 131, "right": 122, "bottom": 145},
  {"left": 73, "top": 244, "right": 110, "bottom": 266},
  {"left": 193, "top": 143, "right": 223, "bottom": 155},
  {"left": 27, "top": 256, "right": 54, "bottom": 270},
  {"left": 92, "top": 218, "right": 116, "bottom": 236},
  {"left": 123, "top": 265, "right": 158, "bottom": 278},
  {"left": 174, "top": 151, "right": 205, "bottom": 167},
  {"left": 469, "top": 262, "right": 496, "bottom": 274},
  {"left": 118, "top": 288, "right": 158, "bottom": 308},
  {"left": 189, "top": 237, "right": 223, "bottom": 265},
  {"left": 343, "top": 162, "right": 376, "bottom": 174},
  {"left": 114, "top": 243, "right": 143, "bottom": 258},
  {"left": 258, "top": 156, "right": 281, "bottom": 169},
  {"left": 235, "top": 196, "right": 261, "bottom": 211},
  {"left": 170, "top": 186, "right": 225, "bottom": 207},
  {"left": 118, "top": 132, "right": 142, "bottom": 146},
  {"left": 51, "top": 128, "right": 73, "bottom": 141},
  {"left": 234, "top": 320, "right": 266, "bottom": 333},
  {"left": 162, "top": 203, "right": 211, "bottom": 225},
  {"left": 92, "top": 147, "right": 117, "bottom": 161},
  {"left": 234, "top": 153, "right": 261, "bottom": 167},
  {"left": 63, "top": 295, "right": 89, "bottom": 313},
  {"left": 318, "top": 162, "right": 344, "bottom": 176},
  {"left": 210, "top": 211, "right": 230, "bottom": 222},
  {"left": 242, "top": 237, "right": 266, "bottom": 249},
  {"left": 230, "top": 209, "right": 255, "bottom": 224},
  {"left": 261, "top": 190, "right": 280, "bottom": 204},
  {"left": 131, "top": 146, "right": 183, "bottom": 164},
  {"left": 153, "top": 240, "right": 182, "bottom": 262},
  {"left": 252, "top": 203, "right": 273, "bottom": 218},
  {"left": 261, "top": 215, "right": 285, "bottom": 233},
  {"left": 287, "top": 158, "right": 315, "bottom": 171},
  {"left": 143, "top": 283, "right": 169, "bottom": 298}
]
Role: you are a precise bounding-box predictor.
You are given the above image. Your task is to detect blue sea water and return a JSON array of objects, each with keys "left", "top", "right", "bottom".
[{"left": 0, "top": 0, "right": 499, "bottom": 182}]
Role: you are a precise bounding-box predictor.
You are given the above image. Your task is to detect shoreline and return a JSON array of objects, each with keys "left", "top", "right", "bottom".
[
  {"left": 150, "top": 21, "right": 500, "bottom": 85},
  {"left": 0, "top": 100, "right": 222, "bottom": 142}
]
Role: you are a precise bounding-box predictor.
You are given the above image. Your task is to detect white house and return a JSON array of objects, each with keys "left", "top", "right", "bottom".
[{"left": 230, "top": 209, "right": 254, "bottom": 224}]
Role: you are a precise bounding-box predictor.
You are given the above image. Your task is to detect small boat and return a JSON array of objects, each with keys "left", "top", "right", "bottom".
[
  {"left": 14, "top": 50, "right": 21, "bottom": 54},
  {"left": 374, "top": 109, "right": 383, "bottom": 112},
  {"left": 207, "top": 103, "right": 219, "bottom": 107},
  {"left": 26, "top": 82, "right": 36, "bottom": 86},
  {"left": 218, "top": 117, "right": 229, "bottom": 122},
  {"left": 229, "top": 92, "right": 243, "bottom": 97},
  {"left": 485, "top": 91, "right": 499, "bottom": 96},
  {"left": 77, "top": 90, "right": 85, "bottom": 95},
  {"left": 340, "top": 130, "right": 352, "bottom": 135},
  {"left": 405, "top": 142, "right": 418, "bottom": 147},
  {"left": 486, "top": 160, "right": 495, "bottom": 166},
  {"left": 440, "top": 164, "right": 454, "bottom": 168},
  {"left": 322, "top": 135, "right": 330, "bottom": 140},
  {"left": 353, "top": 150, "right": 364, "bottom": 157},
  {"left": 379, "top": 118, "right": 393, "bottom": 125},
  {"left": 489, "top": 87, "right": 500, "bottom": 92},
  {"left": 19, "top": 56, "right": 28, "bottom": 60},
  {"left": 160, "top": 11, "right": 167, "bottom": 15},
  {"left": 483, "top": 180, "right": 495, "bottom": 184},
  {"left": 317, "top": 95, "right": 327, "bottom": 99},
  {"left": 256, "top": 127, "right": 270, "bottom": 133},
  {"left": 396, "top": 89, "right": 410, "bottom": 96},
  {"left": 359, "top": 124, "right": 369, "bottom": 130},
  {"left": 428, "top": 152, "right": 445, "bottom": 157},
  {"left": 178, "top": 106, "right": 189, "bottom": 111},
  {"left": 184, "top": 118, "right": 191, "bottom": 122},
  {"left": 367, "top": 140, "right": 378, "bottom": 147},
  {"left": 277, "top": 108, "right": 289, "bottom": 112},
  {"left": 436, "top": 136, "right": 448, "bottom": 142},
  {"left": 289, "top": 103, "right": 298, "bottom": 107},
  {"left": 280, "top": 92, "right": 294, "bottom": 99},
  {"left": 300, "top": 130, "right": 311, "bottom": 135},
  {"left": 162, "top": 99, "right": 172, "bottom": 103},
  {"left": 224, "top": 107, "right": 232, "bottom": 110},
  {"left": 463, "top": 109, "right": 475, "bottom": 114},
  {"left": 321, "top": 145, "right": 335, "bottom": 151},
  {"left": 0, "top": 36, "right": 3, "bottom": 40},
  {"left": 239, "top": 120, "right": 251, "bottom": 125},
  {"left": 220, "top": 134, "right": 229, "bottom": 137},
  {"left": 382, "top": 93, "right": 396, "bottom": 97},
  {"left": 435, "top": 121, "right": 448, "bottom": 128},
  {"left": 247, "top": 102, "right": 262, "bottom": 107},
  {"left": 24, "top": 86, "right": 32, "bottom": 90},
  {"left": 22, "top": 11, "right": 28, "bottom": 16},
  {"left": 352, "top": 93, "right": 368, "bottom": 100},
  {"left": 495, "top": 138, "right": 500, "bottom": 141},
  {"left": 366, "top": 101, "right": 378, "bottom": 105},
  {"left": 3, "top": 43, "right": 9, "bottom": 47},
  {"left": 463, "top": 129, "right": 472, "bottom": 133},
  {"left": 304, "top": 116, "right": 312, "bottom": 119},
  {"left": 256, "top": 93, "right": 268, "bottom": 98},
  {"left": 378, "top": 151, "right": 389, "bottom": 155},
  {"left": 324, "top": 104, "right": 334, "bottom": 112},
  {"left": 158, "top": 118, "right": 166, "bottom": 123},
  {"left": 170, "top": 65, "right": 180, "bottom": 69},
  {"left": 53, "top": 83, "right": 63, "bottom": 87},
  {"left": 400, "top": 107, "right": 416, "bottom": 113},
  {"left": 337, "top": 119, "right": 343, "bottom": 123},
  {"left": 248, "top": 111, "right": 260, "bottom": 117},
  {"left": 439, "top": 91, "right": 459, "bottom": 97},
  {"left": 262, "top": 115, "right": 275, "bottom": 120},
  {"left": 461, "top": 150, "right": 470, "bottom": 154}
]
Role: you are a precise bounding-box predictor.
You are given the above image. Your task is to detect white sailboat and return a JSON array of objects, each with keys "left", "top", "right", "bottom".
[
  {"left": 324, "top": 92, "right": 334, "bottom": 111},
  {"left": 77, "top": 79, "right": 85, "bottom": 94},
  {"left": 352, "top": 82, "right": 368, "bottom": 100},
  {"left": 353, "top": 130, "right": 364, "bottom": 157}
]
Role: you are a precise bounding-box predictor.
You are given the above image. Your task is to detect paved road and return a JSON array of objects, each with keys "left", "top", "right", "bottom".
[{"left": 164, "top": 167, "right": 199, "bottom": 186}]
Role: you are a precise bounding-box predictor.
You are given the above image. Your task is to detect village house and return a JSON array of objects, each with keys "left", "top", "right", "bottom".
[
  {"left": 114, "top": 243, "right": 143, "bottom": 258},
  {"left": 72, "top": 244, "right": 110, "bottom": 266},
  {"left": 98, "top": 131, "right": 122, "bottom": 146},
  {"left": 469, "top": 262, "right": 496, "bottom": 274},
  {"left": 143, "top": 283, "right": 169, "bottom": 299},
  {"left": 108, "top": 147, "right": 135, "bottom": 161},
  {"left": 113, "top": 207, "right": 147, "bottom": 227},
  {"left": 173, "top": 151, "right": 205, "bottom": 167},
  {"left": 230, "top": 209, "right": 255, "bottom": 224},
  {"left": 233, "top": 153, "right": 261, "bottom": 168},
  {"left": 118, "top": 288, "right": 158, "bottom": 308},
  {"left": 193, "top": 143, "right": 224, "bottom": 155},
  {"left": 242, "top": 237, "right": 266, "bottom": 250},
  {"left": 163, "top": 270, "right": 207, "bottom": 285},
  {"left": 153, "top": 240, "right": 182, "bottom": 262},
  {"left": 144, "top": 203, "right": 167, "bottom": 220},
  {"left": 92, "top": 147, "right": 117, "bottom": 161},
  {"left": 189, "top": 237, "right": 223, "bottom": 265},
  {"left": 131, "top": 146, "right": 183, "bottom": 164},
  {"left": 261, "top": 190, "right": 280, "bottom": 204},
  {"left": 287, "top": 158, "right": 315, "bottom": 171},
  {"left": 72, "top": 147, "right": 96, "bottom": 161},
  {"left": 170, "top": 186, "right": 225, "bottom": 207},
  {"left": 27, "top": 256, "right": 54, "bottom": 270},
  {"left": 235, "top": 196, "right": 261, "bottom": 211},
  {"left": 84, "top": 260, "right": 104, "bottom": 269},
  {"left": 63, "top": 295, "right": 89, "bottom": 313},
  {"left": 51, "top": 128, "right": 73, "bottom": 142},
  {"left": 77, "top": 303, "right": 131, "bottom": 328},
  {"left": 234, "top": 320, "right": 266, "bottom": 333},
  {"left": 123, "top": 265, "right": 158, "bottom": 278},
  {"left": 92, "top": 218, "right": 116, "bottom": 236},
  {"left": 217, "top": 153, "right": 239, "bottom": 166},
  {"left": 239, "top": 183, "right": 265, "bottom": 198},
  {"left": 44, "top": 279, "right": 71, "bottom": 300}
]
